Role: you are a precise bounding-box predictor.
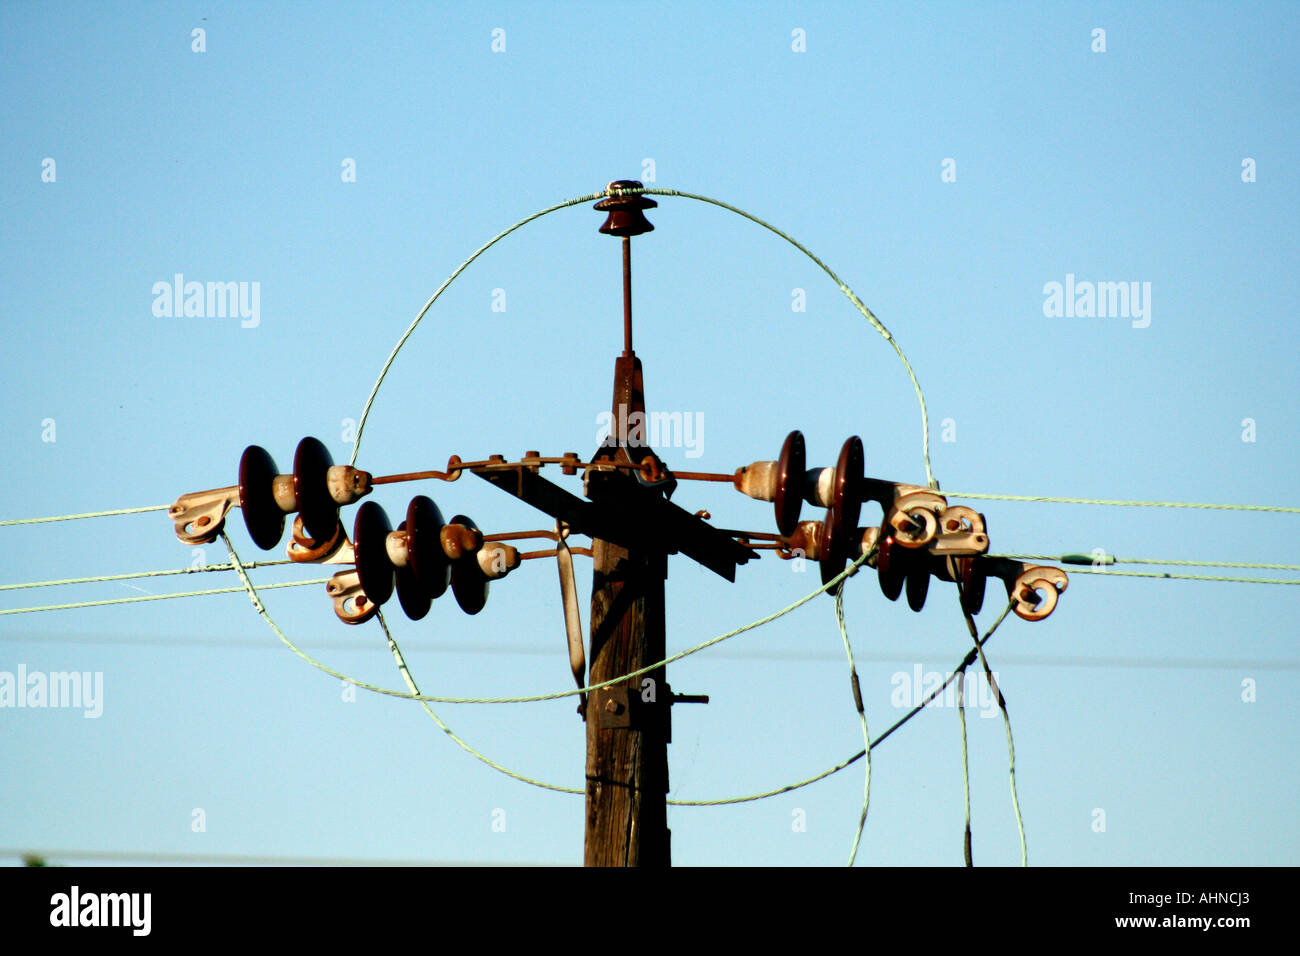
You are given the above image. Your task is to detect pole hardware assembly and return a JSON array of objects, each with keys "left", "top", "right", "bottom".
[{"left": 164, "top": 178, "right": 1070, "bottom": 865}]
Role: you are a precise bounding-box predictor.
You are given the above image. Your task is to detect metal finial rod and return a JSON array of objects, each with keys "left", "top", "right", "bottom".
[
  {"left": 622, "top": 237, "right": 633, "bottom": 355},
  {"left": 594, "top": 180, "right": 655, "bottom": 357}
]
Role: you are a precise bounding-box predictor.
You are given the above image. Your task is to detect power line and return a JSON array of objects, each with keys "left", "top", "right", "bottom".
[
  {"left": 0, "top": 577, "right": 331, "bottom": 616},
  {"left": 2, "top": 548, "right": 1294, "bottom": 617},
  {"left": 943, "top": 491, "right": 1300, "bottom": 515},
  {"left": 0, "top": 504, "right": 168, "bottom": 526},
  {"left": 4, "top": 631, "right": 1297, "bottom": 670},
  {"left": 997, "top": 553, "right": 1300, "bottom": 572},
  {"left": 7, "top": 488, "right": 1299, "bottom": 533},
  {"left": 1060, "top": 568, "right": 1299, "bottom": 585},
  {"left": 0, "top": 559, "right": 296, "bottom": 592},
  {"left": 4, "top": 848, "right": 561, "bottom": 867}
]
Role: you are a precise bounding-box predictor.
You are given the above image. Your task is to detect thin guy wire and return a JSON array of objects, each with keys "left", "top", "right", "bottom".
[
  {"left": 9, "top": 631, "right": 1300, "bottom": 671},
  {"left": 640, "top": 186, "right": 935, "bottom": 489},
  {"left": 223, "top": 527, "right": 987, "bottom": 808},
  {"left": 347, "top": 183, "right": 936, "bottom": 488},
  {"left": 375, "top": 583, "right": 1016, "bottom": 810},
  {"left": 986, "top": 642, "right": 1027, "bottom": 867},
  {"left": 0, "top": 577, "right": 329, "bottom": 616},
  {"left": 376, "top": 611, "right": 583, "bottom": 795},
  {"left": 670, "top": 599, "right": 1017, "bottom": 807},
  {"left": 958, "top": 669, "right": 972, "bottom": 867},
  {"left": 347, "top": 189, "right": 608, "bottom": 465},
  {"left": 834, "top": 582, "right": 871, "bottom": 867},
  {"left": 956, "top": 587, "right": 1027, "bottom": 866},
  {"left": 223, "top": 536, "right": 875, "bottom": 707},
  {"left": 221, "top": 525, "right": 882, "bottom": 804}
]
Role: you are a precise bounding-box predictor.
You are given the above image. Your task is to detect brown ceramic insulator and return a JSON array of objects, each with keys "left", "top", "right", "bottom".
[
  {"left": 393, "top": 521, "right": 431, "bottom": 621},
  {"left": 905, "top": 555, "right": 931, "bottom": 612},
  {"left": 819, "top": 506, "right": 847, "bottom": 588},
  {"left": 239, "top": 445, "right": 284, "bottom": 550},
  {"left": 593, "top": 180, "right": 656, "bottom": 236},
  {"left": 449, "top": 514, "right": 489, "bottom": 615},
  {"left": 959, "top": 557, "right": 987, "bottom": 615},
  {"left": 405, "top": 495, "right": 450, "bottom": 602},
  {"left": 353, "top": 501, "right": 394, "bottom": 608},
  {"left": 828, "top": 436, "right": 864, "bottom": 548},
  {"left": 294, "top": 436, "right": 341, "bottom": 544},
  {"left": 774, "top": 430, "right": 806, "bottom": 537},
  {"left": 877, "top": 533, "right": 906, "bottom": 601}
]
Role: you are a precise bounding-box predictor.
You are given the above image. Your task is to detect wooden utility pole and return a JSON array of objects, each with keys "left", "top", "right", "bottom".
[
  {"left": 583, "top": 360, "right": 673, "bottom": 864},
  {"left": 583, "top": 186, "right": 671, "bottom": 865},
  {"left": 471, "top": 182, "right": 753, "bottom": 865}
]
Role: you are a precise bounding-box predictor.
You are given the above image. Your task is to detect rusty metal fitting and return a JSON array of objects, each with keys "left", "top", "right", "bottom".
[
  {"left": 477, "top": 542, "right": 521, "bottom": 580},
  {"left": 927, "top": 505, "right": 989, "bottom": 556},
  {"left": 168, "top": 444, "right": 303, "bottom": 547},
  {"left": 886, "top": 489, "right": 946, "bottom": 549},
  {"left": 326, "top": 465, "right": 371, "bottom": 505},
  {"left": 168, "top": 487, "right": 239, "bottom": 545},
  {"left": 1009, "top": 565, "right": 1069, "bottom": 622},
  {"left": 326, "top": 568, "right": 377, "bottom": 625},
  {"left": 440, "top": 522, "right": 483, "bottom": 561},
  {"left": 639, "top": 456, "right": 665, "bottom": 483},
  {"left": 782, "top": 520, "right": 826, "bottom": 561},
  {"left": 734, "top": 460, "right": 779, "bottom": 501},
  {"left": 287, "top": 513, "right": 347, "bottom": 563}
]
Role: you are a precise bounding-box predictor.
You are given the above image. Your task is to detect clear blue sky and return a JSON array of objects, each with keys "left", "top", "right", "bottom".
[{"left": 1, "top": 1, "right": 1296, "bottom": 866}]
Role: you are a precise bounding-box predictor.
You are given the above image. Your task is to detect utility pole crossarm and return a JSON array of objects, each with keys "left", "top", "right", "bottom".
[{"left": 472, "top": 460, "right": 759, "bottom": 582}]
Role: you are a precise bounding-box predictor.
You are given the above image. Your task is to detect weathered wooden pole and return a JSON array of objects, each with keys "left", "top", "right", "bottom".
[{"left": 583, "top": 182, "right": 672, "bottom": 866}]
